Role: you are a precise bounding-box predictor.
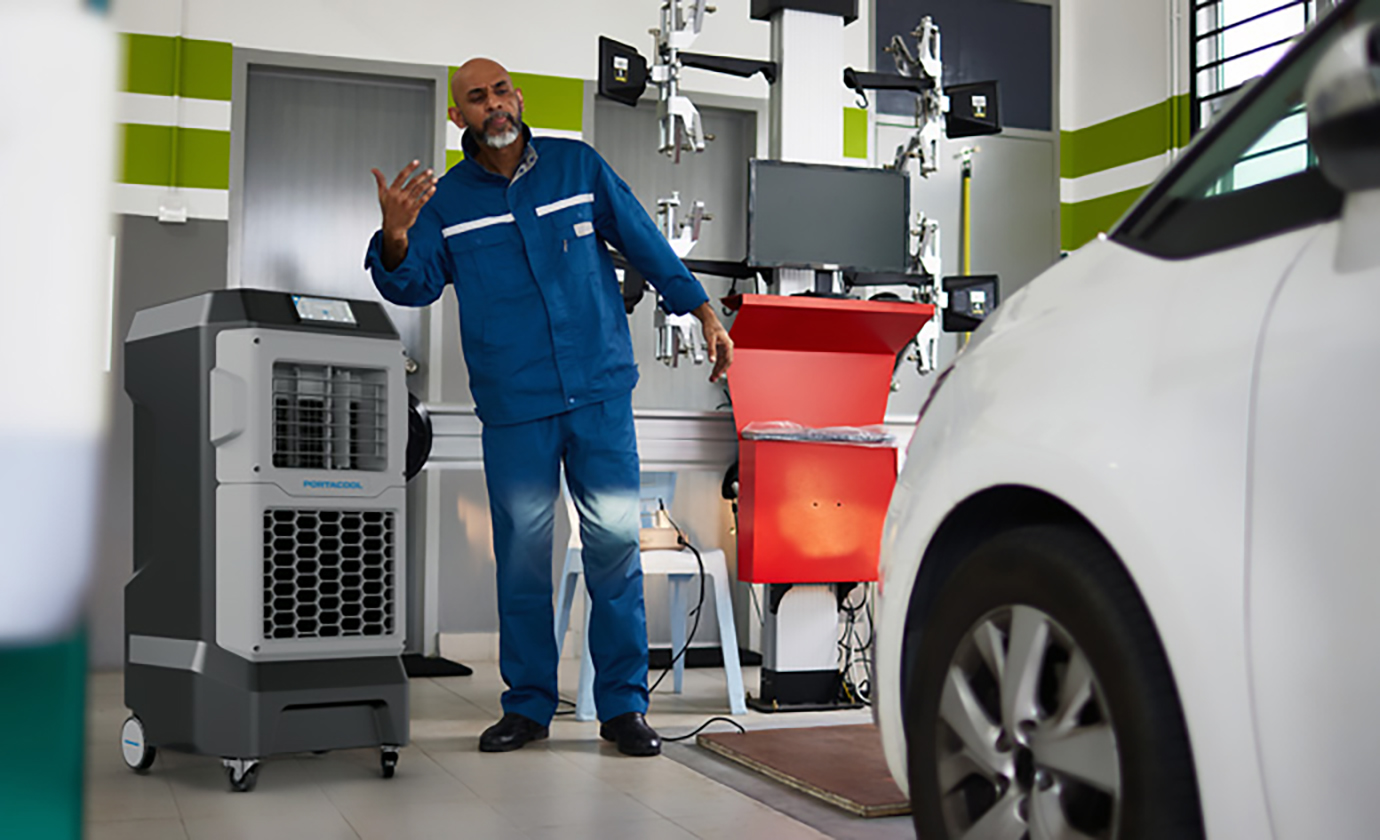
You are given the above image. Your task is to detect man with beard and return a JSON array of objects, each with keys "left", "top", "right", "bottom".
[{"left": 366, "top": 58, "right": 733, "bottom": 757}]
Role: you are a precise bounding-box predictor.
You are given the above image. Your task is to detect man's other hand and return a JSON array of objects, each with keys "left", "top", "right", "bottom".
[
  {"left": 371, "top": 161, "right": 435, "bottom": 270},
  {"left": 692, "top": 302, "right": 734, "bottom": 383},
  {"left": 373, "top": 161, "right": 436, "bottom": 236}
]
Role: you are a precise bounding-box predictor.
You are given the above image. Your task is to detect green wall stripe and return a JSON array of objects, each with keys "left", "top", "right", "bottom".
[
  {"left": 448, "top": 67, "right": 584, "bottom": 133},
  {"left": 123, "top": 33, "right": 176, "bottom": 97},
  {"left": 121, "top": 124, "right": 230, "bottom": 189},
  {"left": 1060, "top": 94, "right": 1190, "bottom": 180},
  {"left": 176, "top": 128, "right": 232, "bottom": 189},
  {"left": 843, "top": 107, "right": 868, "bottom": 159},
  {"left": 180, "top": 38, "right": 233, "bottom": 101},
  {"left": 511, "top": 73, "right": 583, "bottom": 132},
  {"left": 121, "top": 123, "right": 173, "bottom": 185},
  {"left": 1060, "top": 185, "right": 1148, "bottom": 251},
  {"left": 121, "top": 34, "right": 232, "bottom": 101},
  {"left": 445, "top": 149, "right": 465, "bottom": 171}
]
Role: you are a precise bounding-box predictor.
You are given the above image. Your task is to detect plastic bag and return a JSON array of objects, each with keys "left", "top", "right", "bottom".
[{"left": 741, "top": 420, "right": 896, "bottom": 446}]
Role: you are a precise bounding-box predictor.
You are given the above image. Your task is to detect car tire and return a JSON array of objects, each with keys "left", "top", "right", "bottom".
[{"left": 905, "top": 525, "right": 1204, "bottom": 840}]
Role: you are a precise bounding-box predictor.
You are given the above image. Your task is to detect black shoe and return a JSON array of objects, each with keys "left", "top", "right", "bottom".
[
  {"left": 599, "top": 712, "right": 662, "bottom": 757},
  {"left": 479, "top": 713, "right": 549, "bottom": 753}
]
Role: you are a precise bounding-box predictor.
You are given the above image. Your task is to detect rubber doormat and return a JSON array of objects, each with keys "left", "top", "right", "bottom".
[{"left": 698, "top": 724, "right": 910, "bottom": 818}]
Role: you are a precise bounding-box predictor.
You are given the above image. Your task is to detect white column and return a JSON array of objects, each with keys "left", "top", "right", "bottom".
[
  {"left": 769, "top": 8, "right": 846, "bottom": 165},
  {"left": 769, "top": 7, "right": 848, "bottom": 295}
]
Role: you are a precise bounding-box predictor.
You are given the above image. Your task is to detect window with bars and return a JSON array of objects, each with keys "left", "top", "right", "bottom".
[
  {"left": 1116, "top": 0, "right": 1375, "bottom": 258},
  {"left": 1193, "top": 0, "right": 1323, "bottom": 133}
]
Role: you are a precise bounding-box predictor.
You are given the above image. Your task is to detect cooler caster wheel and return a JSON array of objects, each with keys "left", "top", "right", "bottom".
[
  {"left": 120, "top": 716, "right": 156, "bottom": 773},
  {"left": 380, "top": 746, "right": 399, "bottom": 779},
  {"left": 223, "top": 758, "right": 260, "bottom": 792}
]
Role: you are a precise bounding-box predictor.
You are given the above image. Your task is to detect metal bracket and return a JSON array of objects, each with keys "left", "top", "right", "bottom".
[{"left": 841, "top": 16, "right": 946, "bottom": 177}]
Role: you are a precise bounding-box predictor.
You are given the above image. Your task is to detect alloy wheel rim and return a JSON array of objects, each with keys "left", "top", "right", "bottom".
[{"left": 935, "top": 605, "right": 1121, "bottom": 840}]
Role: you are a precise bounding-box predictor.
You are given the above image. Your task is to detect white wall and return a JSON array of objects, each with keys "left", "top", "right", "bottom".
[
  {"left": 1058, "top": 0, "right": 1191, "bottom": 246},
  {"left": 1060, "top": 0, "right": 1189, "bottom": 132},
  {"left": 115, "top": 0, "right": 872, "bottom": 104}
]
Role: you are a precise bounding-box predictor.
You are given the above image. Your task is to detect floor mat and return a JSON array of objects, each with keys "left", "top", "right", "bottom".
[{"left": 697, "top": 723, "right": 911, "bottom": 818}]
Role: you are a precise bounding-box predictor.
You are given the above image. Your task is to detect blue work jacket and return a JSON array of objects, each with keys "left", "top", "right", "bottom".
[{"left": 366, "top": 127, "right": 709, "bottom": 426}]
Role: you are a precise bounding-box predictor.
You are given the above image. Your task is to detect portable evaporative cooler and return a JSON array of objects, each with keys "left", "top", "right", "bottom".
[{"left": 120, "top": 289, "right": 410, "bottom": 791}]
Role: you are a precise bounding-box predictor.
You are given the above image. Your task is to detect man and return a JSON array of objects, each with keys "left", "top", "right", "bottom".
[{"left": 366, "top": 58, "right": 732, "bottom": 757}]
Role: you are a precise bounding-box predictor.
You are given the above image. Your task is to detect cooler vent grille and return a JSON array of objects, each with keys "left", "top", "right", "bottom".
[
  {"left": 272, "top": 363, "right": 387, "bottom": 471},
  {"left": 262, "top": 508, "right": 395, "bottom": 640}
]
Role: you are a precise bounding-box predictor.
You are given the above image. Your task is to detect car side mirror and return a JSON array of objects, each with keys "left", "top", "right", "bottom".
[
  {"left": 1306, "top": 20, "right": 1380, "bottom": 194},
  {"left": 1308, "top": 20, "right": 1380, "bottom": 273}
]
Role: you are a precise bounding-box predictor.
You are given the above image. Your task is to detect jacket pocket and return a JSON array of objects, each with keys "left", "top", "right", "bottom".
[
  {"left": 542, "top": 202, "right": 602, "bottom": 278},
  {"left": 445, "top": 222, "right": 520, "bottom": 348}
]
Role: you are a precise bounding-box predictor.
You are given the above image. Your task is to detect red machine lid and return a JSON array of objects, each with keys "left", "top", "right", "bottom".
[{"left": 725, "top": 294, "right": 935, "bottom": 433}]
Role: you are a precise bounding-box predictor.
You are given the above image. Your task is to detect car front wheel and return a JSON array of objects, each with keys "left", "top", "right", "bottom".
[{"left": 905, "top": 525, "right": 1204, "bottom": 840}]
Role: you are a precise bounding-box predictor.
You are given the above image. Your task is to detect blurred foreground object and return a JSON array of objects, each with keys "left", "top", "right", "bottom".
[
  {"left": 0, "top": 2, "right": 116, "bottom": 643},
  {"left": 0, "top": 3, "right": 116, "bottom": 838}
]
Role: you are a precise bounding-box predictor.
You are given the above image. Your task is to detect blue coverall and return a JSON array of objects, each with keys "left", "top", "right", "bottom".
[{"left": 366, "top": 126, "right": 709, "bottom": 725}]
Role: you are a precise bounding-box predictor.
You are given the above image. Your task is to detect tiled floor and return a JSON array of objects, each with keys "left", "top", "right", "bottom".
[{"left": 85, "top": 659, "right": 914, "bottom": 839}]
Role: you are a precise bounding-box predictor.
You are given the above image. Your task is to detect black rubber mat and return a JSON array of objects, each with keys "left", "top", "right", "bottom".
[
  {"left": 401, "top": 654, "right": 472, "bottom": 677},
  {"left": 698, "top": 723, "right": 910, "bottom": 818}
]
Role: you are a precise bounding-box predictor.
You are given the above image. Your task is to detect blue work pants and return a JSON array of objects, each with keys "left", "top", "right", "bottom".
[{"left": 481, "top": 396, "right": 648, "bottom": 725}]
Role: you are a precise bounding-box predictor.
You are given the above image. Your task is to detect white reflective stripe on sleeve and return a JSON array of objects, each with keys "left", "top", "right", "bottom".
[
  {"left": 442, "top": 214, "right": 516, "bottom": 237},
  {"left": 534, "top": 193, "right": 595, "bottom": 217}
]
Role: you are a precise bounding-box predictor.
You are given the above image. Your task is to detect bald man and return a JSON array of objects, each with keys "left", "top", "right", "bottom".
[{"left": 366, "top": 59, "right": 732, "bottom": 757}]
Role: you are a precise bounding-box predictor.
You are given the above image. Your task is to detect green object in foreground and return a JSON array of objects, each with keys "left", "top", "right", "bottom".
[{"left": 0, "top": 629, "right": 87, "bottom": 840}]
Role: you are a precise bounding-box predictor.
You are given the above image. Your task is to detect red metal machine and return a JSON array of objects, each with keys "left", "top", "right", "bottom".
[{"left": 725, "top": 294, "right": 935, "bottom": 585}]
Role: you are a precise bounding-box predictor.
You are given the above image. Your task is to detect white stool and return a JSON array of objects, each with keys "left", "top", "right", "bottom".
[{"left": 552, "top": 487, "right": 747, "bottom": 720}]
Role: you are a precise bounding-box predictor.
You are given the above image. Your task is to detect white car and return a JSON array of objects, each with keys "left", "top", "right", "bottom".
[{"left": 874, "top": 2, "right": 1380, "bottom": 838}]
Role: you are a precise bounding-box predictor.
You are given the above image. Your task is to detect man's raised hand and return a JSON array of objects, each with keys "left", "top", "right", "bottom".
[{"left": 372, "top": 160, "right": 436, "bottom": 240}]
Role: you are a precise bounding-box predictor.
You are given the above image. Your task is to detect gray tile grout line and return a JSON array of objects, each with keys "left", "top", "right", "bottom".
[
  {"left": 307, "top": 754, "right": 377, "bottom": 840},
  {"left": 413, "top": 664, "right": 864, "bottom": 837},
  {"left": 150, "top": 706, "right": 192, "bottom": 840},
  {"left": 91, "top": 671, "right": 871, "bottom": 840},
  {"left": 412, "top": 704, "right": 709, "bottom": 836},
  {"left": 408, "top": 727, "right": 534, "bottom": 837}
]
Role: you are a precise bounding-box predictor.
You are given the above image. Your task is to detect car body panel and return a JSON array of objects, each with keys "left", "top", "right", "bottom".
[
  {"left": 876, "top": 226, "right": 1324, "bottom": 839},
  {"left": 1248, "top": 211, "right": 1380, "bottom": 839}
]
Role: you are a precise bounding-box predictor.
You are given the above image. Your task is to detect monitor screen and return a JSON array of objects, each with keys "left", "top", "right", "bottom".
[{"left": 747, "top": 160, "right": 909, "bottom": 273}]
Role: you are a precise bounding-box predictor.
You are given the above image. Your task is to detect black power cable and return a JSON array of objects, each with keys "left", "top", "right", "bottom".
[
  {"left": 647, "top": 503, "right": 706, "bottom": 696},
  {"left": 662, "top": 716, "right": 746, "bottom": 742},
  {"left": 553, "top": 502, "right": 746, "bottom": 742},
  {"left": 838, "top": 584, "right": 876, "bottom": 706},
  {"left": 644, "top": 505, "right": 748, "bottom": 742}
]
